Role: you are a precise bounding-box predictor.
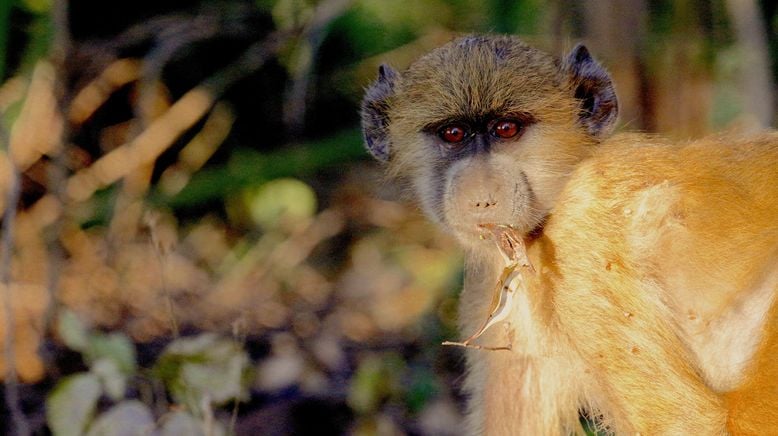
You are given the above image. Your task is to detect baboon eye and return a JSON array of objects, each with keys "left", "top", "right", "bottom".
[
  {"left": 491, "top": 119, "right": 520, "bottom": 139},
  {"left": 439, "top": 124, "right": 468, "bottom": 144}
]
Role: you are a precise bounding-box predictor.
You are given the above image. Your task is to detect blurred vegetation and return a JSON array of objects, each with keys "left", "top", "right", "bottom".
[{"left": 0, "top": 0, "right": 776, "bottom": 434}]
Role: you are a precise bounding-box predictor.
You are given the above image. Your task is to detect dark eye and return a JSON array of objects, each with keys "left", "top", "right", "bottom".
[
  {"left": 491, "top": 119, "right": 520, "bottom": 139},
  {"left": 439, "top": 124, "right": 468, "bottom": 144}
]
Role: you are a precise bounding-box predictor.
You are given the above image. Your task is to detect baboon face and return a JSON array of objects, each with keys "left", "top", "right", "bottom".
[{"left": 362, "top": 35, "right": 618, "bottom": 248}]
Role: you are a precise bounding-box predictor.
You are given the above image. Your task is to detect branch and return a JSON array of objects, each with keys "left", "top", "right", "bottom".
[
  {"left": 0, "top": 111, "right": 30, "bottom": 436},
  {"left": 282, "top": 0, "right": 355, "bottom": 135},
  {"left": 64, "top": 31, "right": 290, "bottom": 203}
]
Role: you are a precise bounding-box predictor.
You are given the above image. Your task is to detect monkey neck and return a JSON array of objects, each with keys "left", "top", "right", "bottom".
[
  {"left": 460, "top": 232, "right": 559, "bottom": 353},
  {"left": 527, "top": 214, "right": 549, "bottom": 242},
  {"left": 459, "top": 234, "right": 590, "bottom": 434}
]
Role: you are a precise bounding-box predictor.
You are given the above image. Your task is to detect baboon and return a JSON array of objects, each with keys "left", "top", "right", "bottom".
[{"left": 361, "top": 35, "right": 778, "bottom": 434}]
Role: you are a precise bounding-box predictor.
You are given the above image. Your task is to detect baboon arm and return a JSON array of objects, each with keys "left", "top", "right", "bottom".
[
  {"left": 554, "top": 267, "right": 727, "bottom": 433},
  {"left": 537, "top": 205, "right": 729, "bottom": 434}
]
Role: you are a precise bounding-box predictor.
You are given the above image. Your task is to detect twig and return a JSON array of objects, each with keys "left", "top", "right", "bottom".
[
  {"left": 441, "top": 224, "right": 533, "bottom": 353},
  {"left": 97, "top": 4, "right": 258, "bottom": 57},
  {"left": 133, "top": 15, "right": 220, "bottom": 130},
  {"left": 228, "top": 319, "right": 246, "bottom": 436},
  {"left": 157, "top": 102, "right": 234, "bottom": 196},
  {"left": 67, "top": 5, "right": 259, "bottom": 93},
  {"left": 68, "top": 59, "right": 142, "bottom": 125},
  {"left": 64, "top": 31, "right": 292, "bottom": 203},
  {"left": 201, "top": 394, "right": 215, "bottom": 436},
  {"left": 282, "top": 0, "right": 354, "bottom": 135},
  {"left": 38, "top": 0, "right": 72, "bottom": 380},
  {"left": 157, "top": 250, "right": 179, "bottom": 339},
  {"left": 145, "top": 212, "right": 179, "bottom": 338},
  {"left": 108, "top": 16, "right": 225, "bottom": 240},
  {"left": 440, "top": 341, "right": 512, "bottom": 352},
  {"left": 0, "top": 118, "right": 30, "bottom": 436}
]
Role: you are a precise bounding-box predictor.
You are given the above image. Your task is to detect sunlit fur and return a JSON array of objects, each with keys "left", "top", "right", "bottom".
[{"left": 363, "top": 35, "right": 778, "bottom": 434}]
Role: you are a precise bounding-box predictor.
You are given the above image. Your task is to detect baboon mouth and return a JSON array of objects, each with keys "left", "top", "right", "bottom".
[
  {"left": 477, "top": 223, "right": 535, "bottom": 271},
  {"left": 441, "top": 222, "right": 535, "bottom": 351},
  {"left": 448, "top": 220, "right": 523, "bottom": 243}
]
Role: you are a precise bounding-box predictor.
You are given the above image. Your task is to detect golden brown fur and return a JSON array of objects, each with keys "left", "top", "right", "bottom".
[{"left": 361, "top": 35, "right": 778, "bottom": 434}]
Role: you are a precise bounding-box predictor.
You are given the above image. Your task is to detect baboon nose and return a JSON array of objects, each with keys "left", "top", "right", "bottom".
[{"left": 472, "top": 199, "right": 498, "bottom": 209}]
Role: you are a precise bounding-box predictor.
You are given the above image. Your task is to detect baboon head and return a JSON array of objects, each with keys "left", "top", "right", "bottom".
[{"left": 362, "top": 35, "right": 618, "bottom": 248}]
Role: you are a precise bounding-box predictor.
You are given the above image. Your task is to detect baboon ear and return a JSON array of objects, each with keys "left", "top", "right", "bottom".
[
  {"left": 564, "top": 44, "right": 618, "bottom": 138},
  {"left": 361, "top": 64, "right": 399, "bottom": 162}
]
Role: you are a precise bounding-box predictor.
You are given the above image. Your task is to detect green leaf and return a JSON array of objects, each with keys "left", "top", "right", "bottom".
[
  {"left": 21, "top": 0, "right": 51, "bottom": 14},
  {"left": 159, "top": 411, "right": 206, "bottom": 436},
  {"left": 243, "top": 178, "right": 317, "bottom": 230},
  {"left": 84, "top": 332, "right": 137, "bottom": 376},
  {"left": 46, "top": 373, "right": 102, "bottom": 436},
  {"left": 57, "top": 309, "right": 90, "bottom": 352},
  {"left": 85, "top": 401, "right": 154, "bottom": 436},
  {"left": 91, "top": 358, "right": 127, "bottom": 401},
  {"left": 154, "top": 333, "right": 250, "bottom": 412},
  {"left": 271, "top": 0, "right": 314, "bottom": 30},
  {"left": 347, "top": 353, "right": 405, "bottom": 414},
  {"left": 158, "top": 411, "right": 226, "bottom": 436},
  {"left": 56, "top": 312, "right": 136, "bottom": 399}
]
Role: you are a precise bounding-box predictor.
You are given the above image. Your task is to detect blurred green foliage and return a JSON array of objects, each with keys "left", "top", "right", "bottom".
[
  {"left": 161, "top": 129, "right": 364, "bottom": 209},
  {"left": 51, "top": 310, "right": 245, "bottom": 435},
  {"left": 2, "top": 0, "right": 778, "bottom": 434}
]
